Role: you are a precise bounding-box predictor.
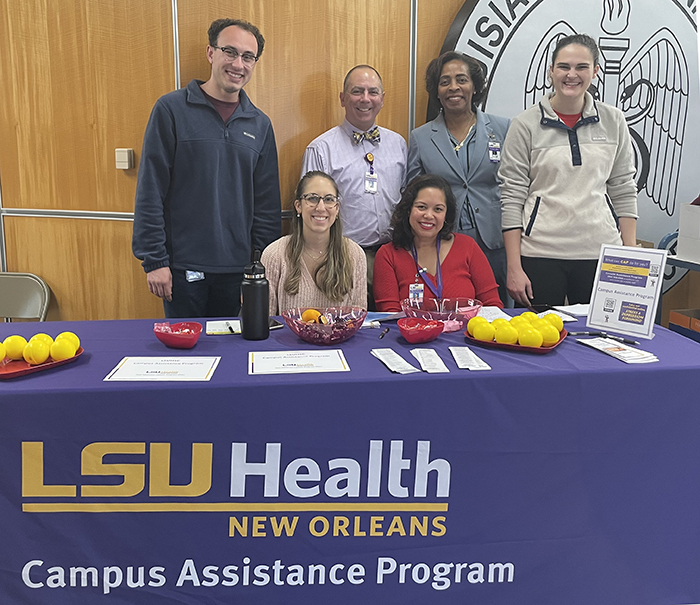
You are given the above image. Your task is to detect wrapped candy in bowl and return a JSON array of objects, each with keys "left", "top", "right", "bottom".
[
  {"left": 153, "top": 321, "right": 203, "bottom": 349},
  {"left": 401, "top": 298, "right": 482, "bottom": 333},
  {"left": 282, "top": 307, "right": 367, "bottom": 345},
  {"left": 397, "top": 317, "right": 444, "bottom": 344}
]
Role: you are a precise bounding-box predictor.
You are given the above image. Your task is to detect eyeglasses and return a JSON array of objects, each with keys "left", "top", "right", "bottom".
[
  {"left": 300, "top": 194, "right": 340, "bottom": 209},
  {"left": 212, "top": 45, "right": 258, "bottom": 65}
]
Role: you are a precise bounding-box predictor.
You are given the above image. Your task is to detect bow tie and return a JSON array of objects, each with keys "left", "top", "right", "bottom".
[{"left": 352, "top": 126, "right": 380, "bottom": 145}]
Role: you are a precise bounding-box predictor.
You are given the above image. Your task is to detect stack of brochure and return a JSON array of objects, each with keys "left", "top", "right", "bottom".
[{"left": 576, "top": 337, "right": 658, "bottom": 363}]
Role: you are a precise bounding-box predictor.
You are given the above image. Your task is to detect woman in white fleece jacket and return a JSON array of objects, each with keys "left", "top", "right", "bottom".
[{"left": 499, "top": 33, "right": 638, "bottom": 307}]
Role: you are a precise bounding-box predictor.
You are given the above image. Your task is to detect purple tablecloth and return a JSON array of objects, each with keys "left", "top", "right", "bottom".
[{"left": 2, "top": 318, "right": 700, "bottom": 604}]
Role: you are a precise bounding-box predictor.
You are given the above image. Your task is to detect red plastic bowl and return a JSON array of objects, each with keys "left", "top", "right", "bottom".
[
  {"left": 397, "top": 317, "right": 444, "bottom": 344},
  {"left": 153, "top": 321, "right": 202, "bottom": 349}
]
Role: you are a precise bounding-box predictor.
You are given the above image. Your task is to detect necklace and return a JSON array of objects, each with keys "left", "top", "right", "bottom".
[
  {"left": 303, "top": 246, "right": 326, "bottom": 258},
  {"left": 451, "top": 115, "right": 476, "bottom": 152}
]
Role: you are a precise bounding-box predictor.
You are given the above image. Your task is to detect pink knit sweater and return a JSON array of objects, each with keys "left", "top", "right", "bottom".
[{"left": 262, "top": 236, "right": 368, "bottom": 314}]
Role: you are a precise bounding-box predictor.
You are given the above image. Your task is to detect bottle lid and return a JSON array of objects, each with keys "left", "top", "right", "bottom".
[{"left": 244, "top": 250, "right": 266, "bottom": 279}]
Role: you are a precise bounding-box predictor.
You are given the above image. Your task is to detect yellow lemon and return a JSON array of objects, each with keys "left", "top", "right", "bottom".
[
  {"left": 519, "top": 311, "right": 538, "bottom": 323},
  {"left": 467, "top": 316, "right": 488, "bottom": 336},
  {"left": 473, "top": 322, "right": 496, "bottom": 342},
  {"left": 0, "top": 341, "right": 5, "bottom": 361},
  {"left": 544, "top": 313, "right": 564, "bottom": 332},
  {"left": 23, "top": 339, "right": 50, "bottom": 365},
  {"left": 56, "top": 331, "right": 80, "bottom": 351},
  {"left": 494, "top": 323, "right": 519, "bottom": 344},
  {"left": 539, "top": 323, "right": 561, "bottom": 346},
  {"left": 491, "top": 318, "right": 510, "bottom": 330},
  {"left": 509, "top": 315, "right": 528, "bottom": 328},
  {"left": 50, "top": 339, "right": 77, "bottom": 361},
  {"left": 30, "top": 333, "right": 54, "bottom": 347},
  {"left": 518, "top": 327, "right": 543, "bottom": 348},
  {"left": 3, "top": 335, "right": 28, "bottom": 360},
  {"left": 514, "top": 322, "right": 534, "bottom": 336},
  {"left": 529, "top": 318, "right": 549, "bottom": 332}
]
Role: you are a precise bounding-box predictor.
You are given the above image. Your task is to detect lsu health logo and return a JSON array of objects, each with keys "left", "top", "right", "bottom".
[
  {"left": 442, "top": 0, "right": 699, "bottom": 255},
  {"left": 21, "top": 440, "right": 451, "bottom": 539}
]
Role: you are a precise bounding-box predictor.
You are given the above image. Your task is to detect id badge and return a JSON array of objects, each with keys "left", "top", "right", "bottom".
[
  {"left": 364, "top": 171, "right": 378, "bottom": 194},
  {"left": 488, "top": 141, "right": 501, "bottom": 162},
  {"left": 409, "top": 282, "right": 424, "bottom": 304},
  {"left": 185, "top": 270, "right": 205, "bottom": 282}
]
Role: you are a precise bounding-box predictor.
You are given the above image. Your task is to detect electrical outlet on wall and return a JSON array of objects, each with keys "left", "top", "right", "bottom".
[{"left": 115, "top": 148, "right": 134, "bottom": 170}]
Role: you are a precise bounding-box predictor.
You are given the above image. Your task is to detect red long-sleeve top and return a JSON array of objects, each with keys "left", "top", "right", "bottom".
[{"left": 373, "top": 233, "right": 503, "bottom": 311}]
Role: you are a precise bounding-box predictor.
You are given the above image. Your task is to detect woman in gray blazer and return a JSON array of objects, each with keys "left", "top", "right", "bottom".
[{"left": 408, "top": 51, "right": 511, "bottom": 306}]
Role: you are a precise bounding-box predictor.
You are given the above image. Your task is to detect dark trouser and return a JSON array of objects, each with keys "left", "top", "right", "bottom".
[
  {"left": 363, "top": 245, "right": 381, "bottom": 312},
  {"left": 164, "top": 271, "right": 243, "bottom": 318},
  {"left": 460, "top": 227, "right": 512, "bottom": 308},
  {"left": 520, "top": 257, "right": 598, "bottom": 307}
]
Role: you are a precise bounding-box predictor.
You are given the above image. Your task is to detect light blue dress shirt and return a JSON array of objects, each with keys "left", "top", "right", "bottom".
[{"left": 301, "top": 120, "right": 407, "bottom": 247}]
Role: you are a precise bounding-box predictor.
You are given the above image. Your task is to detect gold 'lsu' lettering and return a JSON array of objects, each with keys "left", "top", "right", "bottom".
[{"left": 21, "top": 442, "right": 213, "bottom": 498}]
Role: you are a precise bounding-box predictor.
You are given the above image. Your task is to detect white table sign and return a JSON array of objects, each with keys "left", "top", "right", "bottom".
[
  {"left": 104, "top": 357, "right": 221, "bottom": 381},
  {"left": 248, "top": 349, "right": 350, "bottom": 375},
  {"left": 587, "top": 245, "right": 667, "bottom": 339}
]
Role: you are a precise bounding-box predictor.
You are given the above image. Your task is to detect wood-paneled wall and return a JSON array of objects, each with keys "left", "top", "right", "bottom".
[
  {"left": 0, "top": 0, "right": 174, "bottom": 212},
  {"left": 0, "top": 0, "right": 173, "bottom": 320},
  {"left": 4, "top": 217, "right": 162, "bottom": 321}
]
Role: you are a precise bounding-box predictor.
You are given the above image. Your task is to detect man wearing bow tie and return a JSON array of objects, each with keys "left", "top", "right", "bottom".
[{"left": 301, "top": 65, "right": 407, "bottom": 309}]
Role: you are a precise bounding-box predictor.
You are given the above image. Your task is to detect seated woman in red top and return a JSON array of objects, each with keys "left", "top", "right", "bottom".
[{"left": 373, "top": 174, "right": 503, "bottom": 311}]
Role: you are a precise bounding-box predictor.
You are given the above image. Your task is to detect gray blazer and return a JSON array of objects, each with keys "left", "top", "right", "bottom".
[{"left": 407, "top": 110, "right": 510, "bottom": 250}]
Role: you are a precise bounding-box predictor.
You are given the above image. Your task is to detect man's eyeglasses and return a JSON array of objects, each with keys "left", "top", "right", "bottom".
[
  {"left": 212, "top": 45, "right": 258, "bottom": 65},
  {"left": 300, "top": 194, "right": 340, "bottom": 209}
]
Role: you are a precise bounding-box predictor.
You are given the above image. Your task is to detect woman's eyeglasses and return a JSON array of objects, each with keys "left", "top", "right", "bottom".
[{"left": 300, "top": 194, "right": 340, "bottom": 209}]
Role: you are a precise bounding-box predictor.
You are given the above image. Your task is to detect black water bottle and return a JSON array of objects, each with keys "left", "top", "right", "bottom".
[{"left": 241, "top": 250, "right": 269, "bottom": 340}]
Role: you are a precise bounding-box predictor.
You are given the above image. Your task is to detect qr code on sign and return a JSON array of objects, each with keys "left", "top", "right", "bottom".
[{"left": 603, "top": 298, "right": 616, "bottom": 313}]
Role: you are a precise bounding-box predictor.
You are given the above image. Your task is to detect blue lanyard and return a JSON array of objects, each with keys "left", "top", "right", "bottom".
[{"left": 411, "top": 239, "right": 443, "bottom": 299}]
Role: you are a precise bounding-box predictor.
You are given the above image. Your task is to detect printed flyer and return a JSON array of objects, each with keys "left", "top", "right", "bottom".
[{"left": 587, "top": 245, "right": 667, "bottom": 339}]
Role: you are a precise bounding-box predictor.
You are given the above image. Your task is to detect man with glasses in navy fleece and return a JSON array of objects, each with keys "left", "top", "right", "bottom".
[{"left": 133, "top": 18, "right": 281, "bottom": 318}]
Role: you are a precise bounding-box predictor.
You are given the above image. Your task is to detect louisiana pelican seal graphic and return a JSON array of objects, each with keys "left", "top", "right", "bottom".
[{"left": 441, "top": 0, "right": 698, "bottom": 292}]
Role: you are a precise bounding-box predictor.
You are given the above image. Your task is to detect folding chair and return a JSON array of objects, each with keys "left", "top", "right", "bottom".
[{"left": 0, "top": 272, "right": 51, "bottom": 321}]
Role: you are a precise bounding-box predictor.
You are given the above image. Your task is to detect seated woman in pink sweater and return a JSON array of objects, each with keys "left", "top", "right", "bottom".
[
  {"left": 262, "top": 171, "right": 367, "bottom": 314},
  {"left": 374, "top": 174, "right": 502, "bottom": 312}
]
